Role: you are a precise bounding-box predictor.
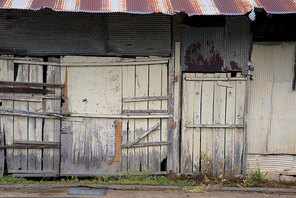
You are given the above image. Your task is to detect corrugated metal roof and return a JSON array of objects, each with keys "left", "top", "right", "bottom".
[{"left": 0, "top": 0, "right": 295, "bottom": 16}]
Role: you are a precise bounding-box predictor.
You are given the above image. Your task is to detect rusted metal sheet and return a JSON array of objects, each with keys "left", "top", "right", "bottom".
[
  {"left": 181, "top": 16, "right": 251, "bottom": 72},
  {"left": 0, "top": 0, "right": 295, "bottom": 15},
  {"left": 181, "top": 27, "right": 225, "bottom": 72},
  {"left": 248, "top": 44, "right": 296, "bottom": 155}
]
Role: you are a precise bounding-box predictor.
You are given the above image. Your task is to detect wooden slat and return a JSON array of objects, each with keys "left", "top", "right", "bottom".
[
  {"left": 160, "top": 63, "right": 168, "bottom": 169},
  {"left": 0, "top": 87, "right": 55, "bottom": 94},
  {"left": 127, "top": 123, "right": 160, "bottom": 148},
  {"left": 121, "top": 141, "right": 170, "bottom": 148},
  {"left": 185, "top": 124, "right": 244, "bottom": 128},
  {"left": 14, "top": 140, "right": 59, "bottom": 145},
  {"left": 122, "top": 65, "right": 136, "bottom": 172},
  {"left": 14, "top": 60, "right": 60, "bottom": 66},
  {"left": 0, "top": 57, "right": 14, "bottom": 173},
  {"left": 201, "top": 73, "right": 214, "bottom": 173},
  {"left": 0, "top": 81, "right": 64, "bottom": 88},
  {"left": 135, "top": 65, "right": 149, "bottom": 171},
  {"left": 234, "top": 74, "right": 246, "bottom": 176},
  {"left": 28, "top": 64, "right": 43, "bottom": 172},
  {"left": 123, "top": 95, "right": 170, "bottom": 102},
  {"left": 213, "top": 73, "right": 226, "bottom": 175},
  {"left": 69, "top": 114, "right": 172, "bottom": 119},
  {"left": 122, "top": 110, "right": 167, "bottom": 114},
  {"left": 13, "top": 63, "right": 29, "bottom": 171},
  {"left": 61, "top": 60, "right": 169, "bottom": 67},
  {"left": 185, "top": 77, "right": 247, "bottom": 81},
  {"left": 0, "top": 95, "right": 60, "bottom": 101},
  {"left": 180, "top": 73, "right": 187, "bottom": 173},
  {"left": 0, "top": 145, "right": 60, "bottom": 148},
  {"left": 9, "top": 170, "right": 59, "bottom": 174},
  {"left": 225, "top": 73, "right": 236, "bottom": 176},
  {"left": 192, "top": 73, "right": 202, "bottom": 173},
  {"left": 148, "top": 64, "right": 162, "bottom": 171}
]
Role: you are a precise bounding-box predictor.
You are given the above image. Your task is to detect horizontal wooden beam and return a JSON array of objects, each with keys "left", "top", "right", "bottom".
[
  {"left": 185, "top": 77, "right": 247, "bottom": 81},
  {"left": 60, "top": 171, "right": 168, "bottom": 177},
  {"left": 0, "top": 144, "right": 60, "bottom": 149},
  {"left": 12, "top": 173, "right": 60, "bottom": 177},
  {"left": 0, "top": 81, "right": 64, "bottom": 88},
  {"left": 123, "top": 95, "right": 171, "bottom": 102},
  {"left": 61, "top": 60, "right": 168, "bottom": 67},
  {"left": 121, "top": 141, "right": 170, "bottom": 148},
  {"left": 0, "top": 109, "right": 63, "bottom": 118},
  {"left": 14, "top": 140, "right": 59, "bottom": 145},
  {"left": 0, "top": 112, "right": 60, "bottom": 119},
  {"left": 14, "top": 60, "right": 60, "bottom": 66},
  {"left": 123, "top": 110, "right": 168, "bottom": 114},
  {"left": 0, "top": 87, "right": 54, "bottom": 94},
  {"left": 68, "top": 114, "right": 172, "bottom": 119},
  {"left": 0, "top": 95, "right": 60, "bottom": 102},
  {"left": 185, "top": 124, "right": 245, "bottom": 128},
  {"left": 127, "top": 123, "right": 160, "bottom": 148}
]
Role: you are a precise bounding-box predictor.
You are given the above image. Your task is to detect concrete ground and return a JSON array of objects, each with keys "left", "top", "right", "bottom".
[{"left": 0, "top": 184, "right": 296, "bottom": 197}]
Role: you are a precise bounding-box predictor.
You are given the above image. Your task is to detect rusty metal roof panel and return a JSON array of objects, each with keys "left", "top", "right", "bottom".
[{"left": 0, "top": 0, "right": 295, "bottom": 15}]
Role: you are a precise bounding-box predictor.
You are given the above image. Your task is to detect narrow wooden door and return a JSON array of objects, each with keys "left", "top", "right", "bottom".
[{"left": 181, "top": 73, "right": 247, "bottom": 176}]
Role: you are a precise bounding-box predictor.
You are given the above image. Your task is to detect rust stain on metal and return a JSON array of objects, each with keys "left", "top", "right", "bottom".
[
  {"left": 184, "top": 42, "right": 223, "bottom": 72},
  {"left": 230, "top": 60, "right": 241, "bottom": 70}
]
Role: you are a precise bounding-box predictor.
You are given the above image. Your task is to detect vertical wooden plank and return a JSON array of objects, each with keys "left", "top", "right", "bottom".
[
  {"left": 180, "top": 73, "right": 187, "bottom": 173},
  {"left": 13, "top": 64, "right": 29, "bottom": 170},
  {"left": 0, "top": 58, "right": 14, "bottom": 176},
  {"left": 234, "top": 73, "right": 245, "bottom": 176},
  {"left": 43, "top": 65, "right": 55, "bottom": 171},
  {"left": 122, "top": 65, "right": 136, "bottom": 172},
  {"left": 121, "top": 119, "right": 128, "bottom": 172},
  {"left": 161, "top": 63, "right": 168, "bottom": 170},
  {"left": 53, "top": 64, "right": 61, "bottom": 172},
  {"left": 225, "top": 73, "right": 235, "bottom": 177},
  {"left": 135, "top": 65, "right": 148, "bottom": 171},
  {"left": 148, "top": 64, "right": 161, "bottom": 171},
  {"left": 201, "top": 73, "right": 214, "bottom": 173},
  {"left": 184, "top": 73, "right": 195, "bottom": 173},
  {"left": 28, "top": 64, "right": 43, "bottom": 171},
  {"left": 192, "top": 73, "right": 202, "bottom": 173},
  {"left": 213, "top": 73, "right": 226, "bottom": 175},
  {"left": 172, "top": 42, "right": 181, "bottom": 173}
]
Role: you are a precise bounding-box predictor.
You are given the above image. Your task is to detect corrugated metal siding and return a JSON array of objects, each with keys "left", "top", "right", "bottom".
[
  {"left": 224, "top": 16, "right": 251, "bottom": 71},
  {"left": 181, "top": 27, "right": 225, "bottom": 72},
  {"left": 0, "top": 9, "right": 105, "bottom": 55},
  {"left": 181, "top": 16, "right": 251, "bottom": 72},
  {"left": 107, "top": 14, "right": 171, "bottom": 56},
  {"left": 248, "top": 44, "right": 296, "bottom": 154},
  {"left": 247, "top": 155, "right": 294, "bottom": 172}
]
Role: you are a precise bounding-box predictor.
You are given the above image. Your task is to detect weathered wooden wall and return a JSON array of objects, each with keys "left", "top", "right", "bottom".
[
  {"left": 181, "top": 73, "right": 247, "bottom": 176},
  {"left": 0, "top": 56, "right": 62, "bottom": 177},
  {"left": 60, "top": 56, "right": 173, "bottom": 176},
  {"left": 248, "top": 43, "right": 296, "bottom": 172}
]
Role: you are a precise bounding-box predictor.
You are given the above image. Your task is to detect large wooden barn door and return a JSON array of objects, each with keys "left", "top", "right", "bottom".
[
  {"left": 0, "top": 56, "right": 62, "bottom": 177},
  {"left": 181, "top": 73, "right": 247, "bottom": 176}
]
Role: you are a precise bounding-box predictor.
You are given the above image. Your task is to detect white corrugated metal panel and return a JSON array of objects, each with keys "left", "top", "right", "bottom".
[
  {"left": 0, "top": 9, "right": 105, "bottom": 55},
  {"left": 269, "top": 44, "right": 296, "bottom": 154},
  {"left": 247, "top": 154, "right": 294, "bottom": 172},
  {"left": 248, "top": 44, "right": 296, "bottom": 154},
  {"left": 107, "top": 14, "right": 171, "bottom": 55}
]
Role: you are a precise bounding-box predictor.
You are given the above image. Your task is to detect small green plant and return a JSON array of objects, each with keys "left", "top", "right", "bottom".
[
  {"left": 182, "top": 185, "right": 207, "bottom": 193},
  {"left": 240, "top": 168, "right": 268, "bottom": 187}
]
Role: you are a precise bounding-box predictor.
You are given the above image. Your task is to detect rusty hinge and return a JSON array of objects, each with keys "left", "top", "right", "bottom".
[{"left": 171, "top": 75, "right": 178, "bottom": 83}]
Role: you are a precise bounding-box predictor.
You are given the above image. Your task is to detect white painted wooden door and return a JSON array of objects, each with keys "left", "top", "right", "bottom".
[{"left": 181, "top": 73, "right": 247, "bottom": 176}]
